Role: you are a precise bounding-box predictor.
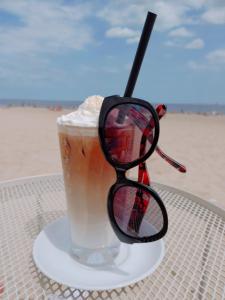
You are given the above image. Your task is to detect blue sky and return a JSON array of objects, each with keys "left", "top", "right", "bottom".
[{"left": 0, "top": 0, "right": 225, "bottom": 104}]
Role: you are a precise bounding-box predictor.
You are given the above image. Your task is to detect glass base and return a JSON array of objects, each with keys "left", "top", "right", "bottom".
[{"left": 71, "top": 243, "right": 121, "bottom": 267}]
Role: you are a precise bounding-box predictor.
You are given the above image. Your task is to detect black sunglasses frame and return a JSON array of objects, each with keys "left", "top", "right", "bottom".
[
  {"left": 98, "top": 95, "right": 168, "bottom": 244},
  {"left": 98, "top": 95, "right": 160, "bottom": 170},
  {"left": 108, "top": 178, "right": 168, "bottom": 244}
]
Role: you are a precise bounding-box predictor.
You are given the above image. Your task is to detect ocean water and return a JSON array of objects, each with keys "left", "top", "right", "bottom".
[
  {"left": 0, "top": 99, "right": 225, "bottom": 114},
  {"left": 0, "top": 99, "right": 80, "bottom": 109},
  {"left": 166, "top": 103, "right": 225, "bottom": 114}
]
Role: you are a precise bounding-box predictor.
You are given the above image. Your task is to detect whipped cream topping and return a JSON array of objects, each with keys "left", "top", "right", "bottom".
[{"left": 57, "top": 95, "right": 104, "bottom": 127}]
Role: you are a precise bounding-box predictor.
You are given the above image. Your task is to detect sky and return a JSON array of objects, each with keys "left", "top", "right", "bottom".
[{"left": 0, "top": 0, "right": 225, "bottom": 104}]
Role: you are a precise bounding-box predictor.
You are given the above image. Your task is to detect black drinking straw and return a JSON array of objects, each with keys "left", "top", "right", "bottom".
[
  {"left": 123, "top": 12, "right": 157, "bottom": 233},
  {"left": 116, "top": 12, "right": 157, "bottom": 124},
  {"left": 124, "top": 11, "right": 157, "bottom": 98}
]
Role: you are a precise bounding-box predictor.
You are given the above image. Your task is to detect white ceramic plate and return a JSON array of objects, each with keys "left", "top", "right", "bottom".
[{"left": 33, "top": 217, "right": 165, "bottom": 291}]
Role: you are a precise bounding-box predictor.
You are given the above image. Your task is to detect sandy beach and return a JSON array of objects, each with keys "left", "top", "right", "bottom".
[{"left": 0, "top": 106, "right": 224, "bottom": 207}]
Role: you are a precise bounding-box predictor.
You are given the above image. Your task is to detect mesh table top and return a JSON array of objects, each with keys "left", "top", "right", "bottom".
[{"left": 0, "top": 174, "right": 225, "bottom": 300}]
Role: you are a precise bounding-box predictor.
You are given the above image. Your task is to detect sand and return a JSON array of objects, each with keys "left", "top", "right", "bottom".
[{"left": 0, "top": 107, "right": 224, "bottom": 207}]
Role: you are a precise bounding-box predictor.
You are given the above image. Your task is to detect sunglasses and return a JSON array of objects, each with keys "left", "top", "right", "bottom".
[{"left": 98, "top": 95, "right": 168, "bottom": 244}]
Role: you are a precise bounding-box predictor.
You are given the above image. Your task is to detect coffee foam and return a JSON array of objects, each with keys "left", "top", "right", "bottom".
[{"left": 57, "top": 95, "right": 104, "bottom": 128}]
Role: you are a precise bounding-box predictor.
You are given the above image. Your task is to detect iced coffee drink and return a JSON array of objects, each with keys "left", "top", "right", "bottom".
[{"left": 57, "top": 95, "right": 120, "bottom": 266}]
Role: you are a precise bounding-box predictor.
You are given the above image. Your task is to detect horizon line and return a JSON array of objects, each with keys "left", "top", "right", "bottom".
[{"left": 0, "top": 98, "right": 225, "bottom": 106}]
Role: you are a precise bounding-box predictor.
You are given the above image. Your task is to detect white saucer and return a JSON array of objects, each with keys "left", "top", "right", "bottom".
[{"left": 33, "top": 217, "right": 165, "bottom": 291}]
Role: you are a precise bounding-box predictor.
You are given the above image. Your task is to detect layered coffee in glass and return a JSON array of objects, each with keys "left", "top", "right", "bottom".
[{"left": 57, "top": 96, "right": 120, "bottom": 266}]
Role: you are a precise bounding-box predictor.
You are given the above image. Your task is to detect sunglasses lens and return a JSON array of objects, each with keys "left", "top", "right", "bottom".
[
  {"left": 113, "top": 186, "right": 165, "bottom": 239},
  {"left": 104, "top": 103, "right": 157, "bottom": 164}
]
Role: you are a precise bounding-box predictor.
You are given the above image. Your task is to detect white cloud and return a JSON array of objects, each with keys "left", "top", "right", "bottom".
[
  {"left": 202, "top": 8, "right": 225, "bottom": 24},
  {"left": 168, "top": 27, "right": 194, "bottom": 38},
  {"left": 0, "top": 0, "right": 95, "bottom": 86},
  {"left": 98, "top": 0, "right": 225, "bottom": 43},
  {"left": 0, "top": 0, "right": 93, "bottom": 55},
  {"left": 99, "top": 1, "right": 196, "bottom": 49},
  {"left": 106, "top": 27, "right": 139, "bottom": 39},
  {"left": 181, "top": 0, "right": 207, "bottom": 10},
  {"left": 188, "top": 48, "right": 225, "bottom": 70},
  {"left": 165, "top": 38, "right": 204, "bottom": 49},
  {"left": 106, "top": 26, "right": 140, "bottom": 44},
  {"left": 99, "top": 3, "right": 143, "bottom": 27},
  {"left": 185, "top": 38, "right": 205, "bottom": 49},
  {"left": 187, "top": 60, "right": 207, "bottom": 70},
  {"left": 98, "top": 1, "right": 190, "bottom": 31},
  {"left": 164, "top": 40, "right": 177, "bottom": 47},
  {"left": 126, "top": 36, "right": 140, "bottom": 44},
  {"left": 206, "top": 49, "right": 225, "bottom": 63},
  {"left": 153, "top": 2, "right": 190, "bottom": 31}
]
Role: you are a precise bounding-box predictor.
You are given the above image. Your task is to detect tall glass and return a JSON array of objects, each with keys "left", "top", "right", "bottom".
[{"left": 58, "top": 123, "right": 120, "bottom": 266}]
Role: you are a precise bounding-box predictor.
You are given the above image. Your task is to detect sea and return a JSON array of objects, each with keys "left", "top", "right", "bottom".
[{"left": 0, "top": 99, "right": 225, "bottom": 115}]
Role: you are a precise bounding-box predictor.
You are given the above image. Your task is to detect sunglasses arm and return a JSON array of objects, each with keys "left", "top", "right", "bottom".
[
  {"left": 156, "top": 146, "right": 186, "bottom": 173},
  {"left": 130, "top": 104, "right": 187, "bottom": 173},
  {"left": 154, "top": 104, "right": 186, "bottom": 173}
]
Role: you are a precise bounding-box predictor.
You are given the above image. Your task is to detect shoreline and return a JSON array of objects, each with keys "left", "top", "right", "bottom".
[{"left": 1, "top": 104, "right": 225, "bottom": 116}]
